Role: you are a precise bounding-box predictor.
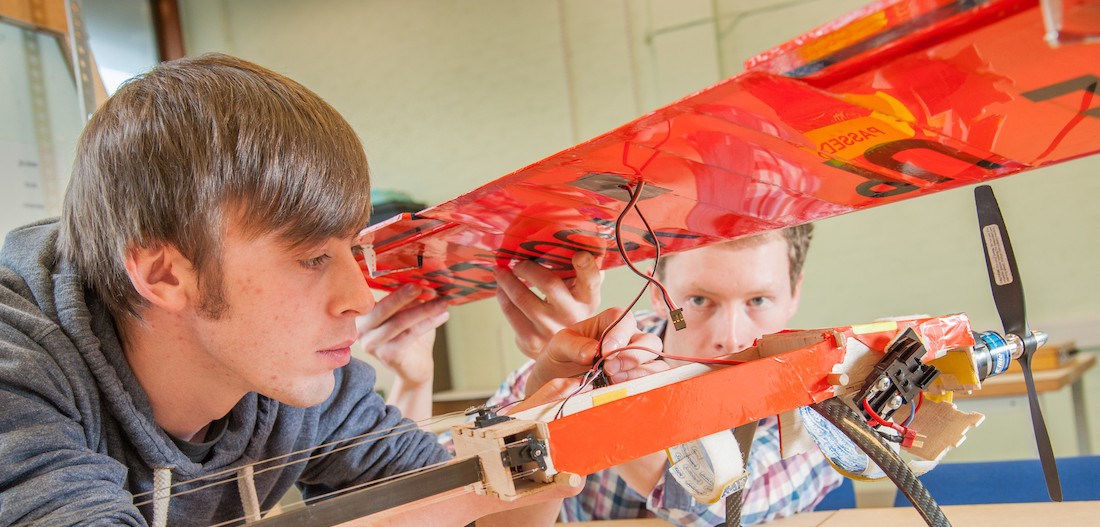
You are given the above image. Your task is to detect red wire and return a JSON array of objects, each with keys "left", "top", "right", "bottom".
[
  {"left": 613, "top": 182, "right": 679, "bottom": 311},
  {"left": 631, "top": 200, "right": 678, "bottom": 311},
  {"left": 598, "top": 345, "right": 744, "bottom": 369},
  {"left": 862, "top": 398, "right": 906, "bottom": 434}
]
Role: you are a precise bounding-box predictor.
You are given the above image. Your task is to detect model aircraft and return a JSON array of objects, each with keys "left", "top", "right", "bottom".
[
  {"left": 247, "top": 294, "right": 1035, "bottom": 527},
  {"left": 348, "top": 0, "right": 1098, "bottom": 521}
]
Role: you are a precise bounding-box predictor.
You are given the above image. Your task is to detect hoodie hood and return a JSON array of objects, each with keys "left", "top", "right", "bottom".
[
  {"left": 1, "top": 219, "right": 218, "bottom": 474},
  {"left": 0, "top": 219, "right": 449, "bottom": 526}
]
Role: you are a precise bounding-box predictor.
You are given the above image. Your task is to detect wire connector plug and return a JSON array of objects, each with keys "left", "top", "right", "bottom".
[
  {"left": 901, "top": 428, "right": 925, "bottom": 449},
  {"left": 670, "top": 308, "right": 686, "bottom": 331}
]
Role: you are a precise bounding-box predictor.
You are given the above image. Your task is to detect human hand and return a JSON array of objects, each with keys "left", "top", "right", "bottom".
[
  {"left": 523, "top": 308, "right": 666, "bottom": 398},
  {"left": 356, "top": 284, "right": 449, "bottom": 386},
  {"left": 495, "top": 251, "right": 603, "bottom": 359},
  {"left": 504, "top": 376, "right": 586, "bottom": 415}
]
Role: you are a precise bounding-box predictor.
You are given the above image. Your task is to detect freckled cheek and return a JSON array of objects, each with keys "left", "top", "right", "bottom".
[
  {"left": 232, "top": 276, "right": 262, "bottom": 297},
  {"left": 259, "top": 347, "right": 298, "bottom": 387}
]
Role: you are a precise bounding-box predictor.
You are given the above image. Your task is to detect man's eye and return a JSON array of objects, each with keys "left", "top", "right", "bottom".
[
  {"left": 685, "top": 295, "right": 708, "bottom": 307},
  {"left": 300, "top": 254, "right": 332, "bottom": 269},
  {"left": 748, "top": 296, "right": 772, "bottom": 308}
]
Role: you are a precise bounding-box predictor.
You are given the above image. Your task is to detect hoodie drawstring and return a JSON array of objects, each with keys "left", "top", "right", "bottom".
[
  {"left": 237, "top": 465, "right": 262, "bottom": 522},
  {"left": 152, "top": 467, "right": 172, "bottom": 527},
  {"left": 150, "top": 465, "right": 261, "bottom": 525}
]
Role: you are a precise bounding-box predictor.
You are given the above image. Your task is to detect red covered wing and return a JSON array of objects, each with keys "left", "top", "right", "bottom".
[{"left": 361, "top": 0, "right": 1100, "bottom": 304}]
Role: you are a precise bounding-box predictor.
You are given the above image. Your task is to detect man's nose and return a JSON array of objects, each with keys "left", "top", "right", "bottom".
[
  {"left": 330, "top": 253, "right": 376, "bottom": 317},
  {"left": 713, "top": 309, "right": 745, "bottom": 354}
]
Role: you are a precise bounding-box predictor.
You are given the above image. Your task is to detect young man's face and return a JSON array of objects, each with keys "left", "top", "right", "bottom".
[
  {"left": 652, "top": 235, "right": 801, "bottom": 366},
  {"left": 187, "top": 222, "right": 375, "bottom": 407}
]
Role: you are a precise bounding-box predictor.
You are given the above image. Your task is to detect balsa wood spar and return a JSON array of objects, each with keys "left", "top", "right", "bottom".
[{"left": 358, "top": 0, "right": 1100, "bottom": 305}]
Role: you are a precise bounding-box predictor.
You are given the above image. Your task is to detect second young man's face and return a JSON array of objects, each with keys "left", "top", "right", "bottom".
[
  {"left": 187, "top": 223, "right": 375, "bottom": 407},
  {"left": 653, "top": 236, "right": 801, "bottom": 366}
]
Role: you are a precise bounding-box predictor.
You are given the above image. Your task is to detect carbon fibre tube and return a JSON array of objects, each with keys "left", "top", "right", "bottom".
[
  {"left": 810, "top": 398, "right": 950, "bottom": 527},
  {"left": 723, "top": 421, "right": 759, "bottom": 527},
  {"left": 724, "top": 488, "right": 744, "bottom": 527}
]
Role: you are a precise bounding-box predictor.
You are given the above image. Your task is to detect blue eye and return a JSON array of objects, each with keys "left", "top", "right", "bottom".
[
  {"left": 748, "top": 296, "right": 772, "bottom": 308},
  {"left": 686, "top": 295, "right": 708, "bottom": 307}
]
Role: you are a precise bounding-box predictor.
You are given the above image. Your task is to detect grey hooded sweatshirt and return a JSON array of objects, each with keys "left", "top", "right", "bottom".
[{"left": 0, "top": 220, "right": 450, "bottom": 526}]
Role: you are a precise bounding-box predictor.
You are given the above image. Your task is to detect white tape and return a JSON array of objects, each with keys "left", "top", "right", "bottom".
[
  {"left": 666, "top": 430, "right": 747, "bottom": 504},
  {"left": 800, "top": 406, "right": 887, "bottom": 480},
  {"left": 360, "top": 243, "right": 377, "bottom": 276},
  {"left": 798, "top": 406, "right": 940, "bottom": 480}
]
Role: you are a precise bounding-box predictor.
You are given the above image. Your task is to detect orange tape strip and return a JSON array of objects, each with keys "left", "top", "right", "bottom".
[{"left": 546, "top": 338, "right": 846, "bottom": 476}]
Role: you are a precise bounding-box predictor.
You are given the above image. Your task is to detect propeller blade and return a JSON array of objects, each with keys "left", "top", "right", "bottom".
[
  {"left": 1019, "top": 353, "right": 1063, "bottom": 501},
  {"left": 974, "top": 185, "right": 1062, "bottom": 501},
  {"left": 974, "top": 185, "right": 1028, "bottom": 337}
]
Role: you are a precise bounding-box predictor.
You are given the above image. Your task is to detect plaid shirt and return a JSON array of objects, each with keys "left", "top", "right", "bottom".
[{"left": 481, "top": 312, "right": 843, "bottom": 525}]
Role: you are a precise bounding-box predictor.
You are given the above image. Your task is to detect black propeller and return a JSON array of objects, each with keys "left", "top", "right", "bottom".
[{"left": 974, "top": 184, "right": 1062, "bottom": 502}]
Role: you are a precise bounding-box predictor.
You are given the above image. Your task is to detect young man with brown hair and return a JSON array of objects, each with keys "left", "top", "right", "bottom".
[{"left": 509, "top": 226, "right": 843, "bottom": 525}]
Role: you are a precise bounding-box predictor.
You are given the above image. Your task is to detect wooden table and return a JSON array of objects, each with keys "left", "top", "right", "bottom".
[
  {"left": 765, "top": 500, "right": 1099, "bottom": 526},
  {"left": 562, "top": 501, "right": 1100, "bottom": 526},
  {"left": 956, "top": 352, "right": 1095, "bottom": 454}
]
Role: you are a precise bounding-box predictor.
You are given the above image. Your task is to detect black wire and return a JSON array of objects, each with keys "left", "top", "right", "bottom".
[
  {"left": 613, "top": 182, "right": 674, "bottom": 305},
  {"left": 552, "top": 181, "right": 655, "bottom": 420},
  {"left": 633, "top": 195, "right": 661, "bottom": 264},
  {"left": 614, "top": 181, "right": 651, "bottom": 282},
  {"left": 632, "top": 199, "right": 677, "bottom": 315}
]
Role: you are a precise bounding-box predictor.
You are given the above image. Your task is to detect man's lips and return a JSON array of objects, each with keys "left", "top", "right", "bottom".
[{"left": 317, "top": 341, "right": 355, "bottom": 366}]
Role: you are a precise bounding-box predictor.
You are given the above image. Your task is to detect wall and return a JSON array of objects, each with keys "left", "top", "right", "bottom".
[
  {"left": 0, "top": 21, "right": 83, "bottom": 236},
  {"left": 177, "top": 0, "right": 1100, "bottom": 407}
]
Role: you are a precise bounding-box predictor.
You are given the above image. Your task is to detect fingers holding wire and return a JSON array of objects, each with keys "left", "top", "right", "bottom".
[
  {"left": 600, "top": 332, "right": 665, "bottom": 383},
  {"left": 526, "top": 307, "right": 640, "bottom": 398},
  {"left": 511, "top": 377, "right": 588, "bottom": 414},
  {"left": 540, "top": 325, "right": 606, "bottom": 373}
]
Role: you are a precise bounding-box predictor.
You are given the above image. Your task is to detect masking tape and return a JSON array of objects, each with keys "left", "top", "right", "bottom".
[
  {"left": 591, "top": 388, "right": 629, "bottom": 407},
  {"left": 851, "top": 320, "right": 898, "bottom": 335},
  {"left": 666, "top": 430, "right": 747, "bottom": 504}
]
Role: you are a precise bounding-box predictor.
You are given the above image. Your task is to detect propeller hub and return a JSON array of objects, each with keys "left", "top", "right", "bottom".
[
  {"left": 1004, "top": 333, "right": 1024, "bottom": 360},
  {"left": 1031, "top": 330, "right": 1049, "bottom": 350}
]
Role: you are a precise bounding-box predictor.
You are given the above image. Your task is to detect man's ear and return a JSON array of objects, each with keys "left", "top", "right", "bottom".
[
  {"left": 123, "top": 245, "right": 195, "bottom": 312},
  {"left": 788, "top": 274, "right": 804, "bottom": 317}
]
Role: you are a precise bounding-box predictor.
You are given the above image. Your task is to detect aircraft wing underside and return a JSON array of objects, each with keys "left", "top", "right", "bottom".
[{"left": 360, "top": 0, "right": 1100, "bottom": 304}]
